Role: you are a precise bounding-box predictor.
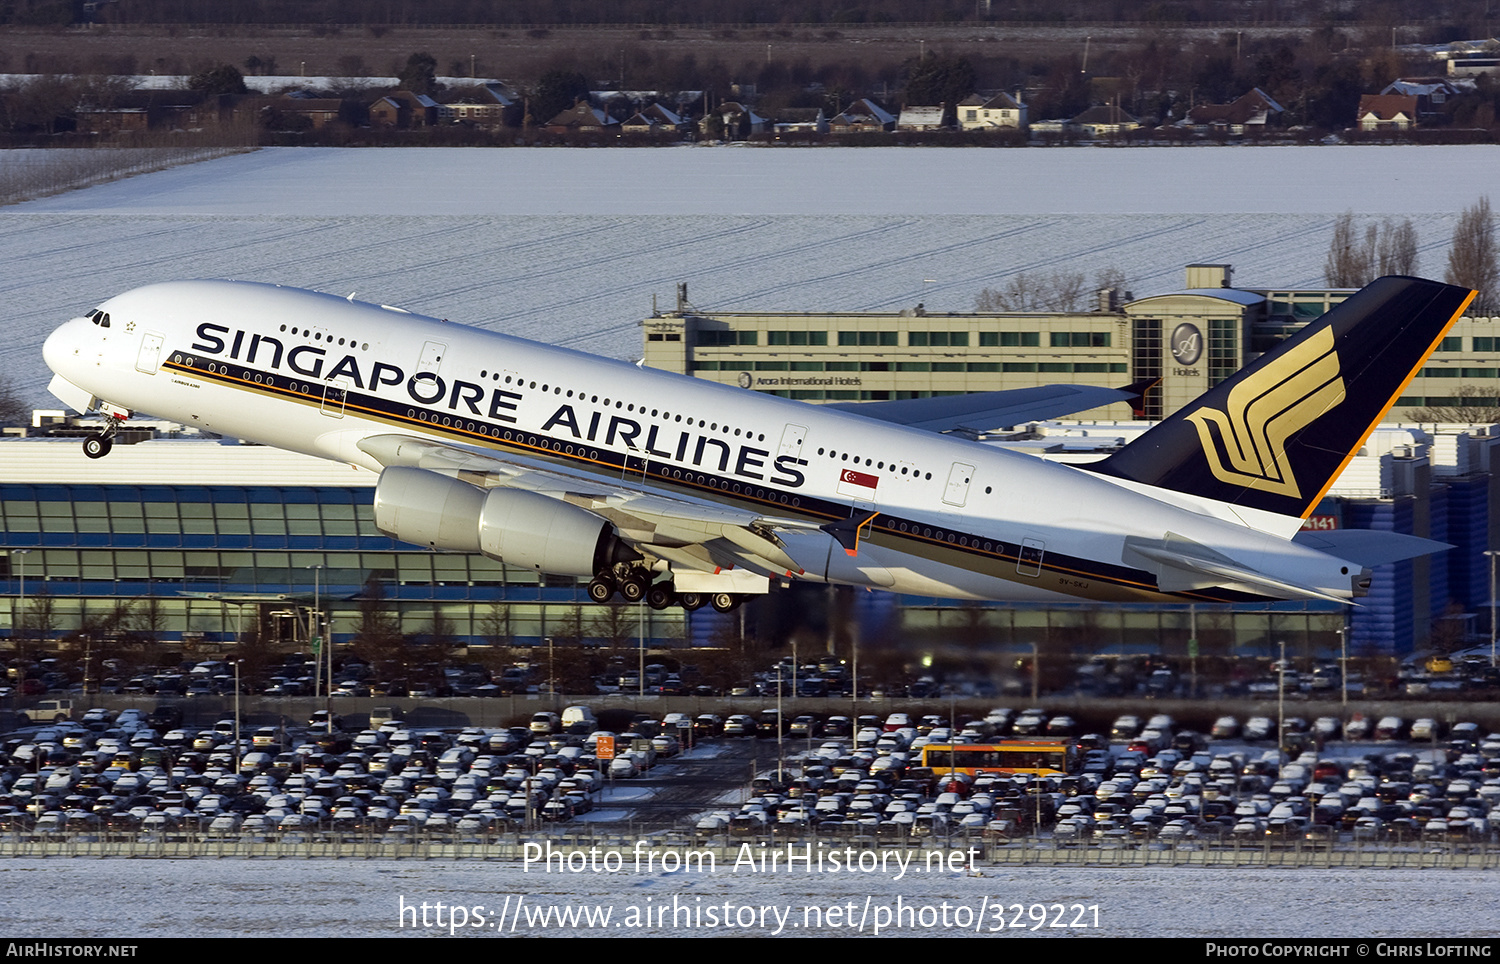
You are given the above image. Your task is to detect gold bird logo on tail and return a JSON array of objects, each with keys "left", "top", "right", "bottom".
[{"left": 1184, "top": 327, "right": 1346, "bottom": 500}]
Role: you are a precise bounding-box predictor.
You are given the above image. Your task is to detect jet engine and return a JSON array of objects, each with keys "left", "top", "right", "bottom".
[{"left": 373, "top": 466, "right": 635, "bottom": 576}]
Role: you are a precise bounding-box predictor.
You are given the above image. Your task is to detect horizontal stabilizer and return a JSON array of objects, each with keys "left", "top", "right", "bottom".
[
  {"left": 1292, "top": 529, "right": 1451, "bottom": 567},
  {"left": 826, "top": 384, "right": 1134, "bottom": 433},
  {"left": 1124, "top": 533, "right": 1354, "bottom": 605}
]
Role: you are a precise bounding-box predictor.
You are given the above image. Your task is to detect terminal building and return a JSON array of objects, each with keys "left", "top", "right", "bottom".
[
  {"left": 4, "top": 265, "right": 1500, "bottom": 662},
  {"left": 642, "top": 265, "right": 1500, "bottom": 422},
  {"left": 0, "top": 430, "right": 687, "bottom": 660}
]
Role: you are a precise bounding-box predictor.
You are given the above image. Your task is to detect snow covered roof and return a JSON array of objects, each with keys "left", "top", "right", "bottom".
[
  {"left": 1128, "top": 289, "right": 1266, "bottom": 307},
  {"left": 897, "top": 106, "right": 944, "bottom": 128}
]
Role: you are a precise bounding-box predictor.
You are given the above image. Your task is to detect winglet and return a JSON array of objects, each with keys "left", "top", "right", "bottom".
[
  {"left": 822, "top": 511, "right": 879, "bottom": 556},
  {"left": 1120, "top": 377, "right": 1162, "bottom": 419}
]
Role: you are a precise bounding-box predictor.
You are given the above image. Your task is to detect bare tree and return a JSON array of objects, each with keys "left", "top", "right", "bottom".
[
  {"left": 1093, "top": 265, "right": 1128, "bottom": 293},
  {"left": 974, "top": 269, "right": 1088, "bottom": 312},
  {"left": 1406, "top": 384, "right": 1500, "bottom": 424},
  {"left": 1324, "top": 210, "right": 1373, "bottom": 287},
  {"left": 0, "top": 375, "right": 26, "bottom": 427},
  {"left": 1049, "top": 270, "right": 1087, "bottom": 311},
  {"left": 350, "top": 577, "right": 404, "bottom": 679},
  {"left": 1377, "top": 218, "right": 1419, "bottom": 276},
  {"left": 1446, "top": 197, "right": 1497, "bottom": 313}
]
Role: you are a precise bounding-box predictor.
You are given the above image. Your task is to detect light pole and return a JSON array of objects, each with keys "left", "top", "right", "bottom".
[
  {"left": 1336, "top": 621, "right": 1349, "bottom": 714},
  {"left": 1277, "top": 640, "right": 1286, "bottom": 756},
  {"left": 307, "top": 564, "right": 328, "bottom": 733},
  {"left": 10, "top": 550, "right": 30, "bottom": 655},
  {"left": 1486, "top": 550, "right": 1499, "bottom": 668},
  {"left": 233, "top": 659, "right": 242, "bottom": 774},
  {"left": 546, "top": 636, "right": 557, "bottom": 712},
  {"left": 775, "top": 662, "right": 784, "bottom": 784}
]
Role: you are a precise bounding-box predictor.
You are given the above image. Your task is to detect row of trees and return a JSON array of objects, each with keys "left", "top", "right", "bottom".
[
  {"left": 6, "top": 26, "right": 1499, "bottom": 139},
  {"left": 1323, "top": 198, "right": 1497, "bottom": 312},
  {"left": 974, "top": 267, "right": 1127, "bottom": 312},
  {"left": 1323, "top": 213, "right": 1419, "bottom": 287},
  {"left": 14, "top": 0, "right": 1488, "bottom": 28}
]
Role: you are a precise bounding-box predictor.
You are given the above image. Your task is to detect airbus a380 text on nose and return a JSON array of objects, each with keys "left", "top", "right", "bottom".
[{"left": 43, "top": 276, "right": 1473, "bottom": 613}]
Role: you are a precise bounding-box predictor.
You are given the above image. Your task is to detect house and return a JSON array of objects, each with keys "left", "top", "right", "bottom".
[
  {"left": 1070, "top": 104, "right": 1139, "bottom": 137},
  {"left": 75, "top": 107, "right": 151, "bottom": 135},
  {"left": 370, "top": 91, "right": 439, "bottom": 129},
  {"left": 438, "top": 84, "right": 516, "bottom": 129},
  {"left": 700, "top": 101, "right": 765, "bottom": 139},
  {"left": 772, "top": 108, "right": 828, "bottom": 137},
  {"left": 896, "top": 105, "right": 945, "bottom": 131},
  {"left": 544, "top": 101, "right": 616, "bottom": 133},
  {"left": 1357, "top": 93, "right": 1419, "bottom": 131},
  {"left": 273, "top": 94, "right": 342, "bottom": 130},
  {"left": 956, "top": 92, "right": 1027, "bottom": 131},
  {"left": 828, "top": 98, "right": 895, "bottom": 133},
  {"left": 620, "top": 103, "right": 684, "bottom": 134},
  {"left": 1185, "top": 87, "right": 1285, "bottom": 134},
  {"left": 1381, "top": 78, "right": 1467, "bottom": 119}
]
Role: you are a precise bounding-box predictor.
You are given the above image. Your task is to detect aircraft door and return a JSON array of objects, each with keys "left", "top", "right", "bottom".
[
  {"left": 321, "top": 377, "right": 349, "bottom": 418},
  {"left": 418, "top": 341, "right": 447, "bottom": 375},
  {"left": 943, "top": 462, "right": 975, "bottom": 507},
  {"left": 1018, "top": 538, "right": 1045, "bottom": 577},
  {"left": 135, "top": 332, "right": 164, "bottom": 374},
  {"left": 778, "top": 424, "right": 807, "bottom": 460}
]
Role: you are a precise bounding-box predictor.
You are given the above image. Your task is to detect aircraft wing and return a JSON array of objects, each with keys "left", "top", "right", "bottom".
[
  {"left": 356, "top": 433, "right": 830, "bottom": 577},
  {"left": 823, "top": 383, "right": 1141, "bottom": 433}
]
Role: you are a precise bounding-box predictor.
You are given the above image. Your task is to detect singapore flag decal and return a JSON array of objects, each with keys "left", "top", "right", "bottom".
[{"left": 837, "top": 467, "right": 880, "bottom": 500}]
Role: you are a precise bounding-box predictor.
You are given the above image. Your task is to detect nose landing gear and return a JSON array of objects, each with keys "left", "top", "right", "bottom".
[
  {"left": 82, "top": 433, "right": 113, "bottom": 459},
  {"left": 81, "top": 406, "right": 129, "bottom": 460}
]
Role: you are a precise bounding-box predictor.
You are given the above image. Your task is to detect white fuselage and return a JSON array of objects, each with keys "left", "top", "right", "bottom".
[{"left": 42, "top": 280, "right": 1360, "bottom": 604}]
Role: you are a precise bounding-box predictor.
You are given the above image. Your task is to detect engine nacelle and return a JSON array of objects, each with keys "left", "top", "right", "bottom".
[
  {"left": 372, "top": 465, "right": 484, "bottom": 552},
  {"left": 479, "top": 487, "right": 623, "bottom": 577},
  {"left": 373, "top": 467, "right": 633, "bottom": 577}
]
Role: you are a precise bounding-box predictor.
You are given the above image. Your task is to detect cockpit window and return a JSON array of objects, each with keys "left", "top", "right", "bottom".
[{"left": 86, "top": 309, "right": 110, "bottom": 328}]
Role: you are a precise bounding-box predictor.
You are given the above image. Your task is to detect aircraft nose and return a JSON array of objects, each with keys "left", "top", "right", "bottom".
[{"left": 43, "top": 317, "right": 89, "bottom": 376}]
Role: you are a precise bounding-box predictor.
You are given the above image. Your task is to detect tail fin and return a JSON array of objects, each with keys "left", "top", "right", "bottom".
[{"left": 1090, "top": 276, "right": 1475, "bottom": 519}]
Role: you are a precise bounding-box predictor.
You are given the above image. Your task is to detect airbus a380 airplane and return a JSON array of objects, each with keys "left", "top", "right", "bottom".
[{"left": 42, "top": 276, "right": 1472, "bottom": 614}]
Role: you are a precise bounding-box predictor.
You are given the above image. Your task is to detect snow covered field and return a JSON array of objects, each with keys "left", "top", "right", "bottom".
[
  {"left": 2, "top": 145, "right": 1497, "bottom": 412},
  {"left": 0, "top": 858, "right": 1493, "bottom": 938}
]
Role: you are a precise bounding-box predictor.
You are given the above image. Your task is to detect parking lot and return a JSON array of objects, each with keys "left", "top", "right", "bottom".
[{"left": 3, "top": 694, "right": 1500, "bottom": 867}]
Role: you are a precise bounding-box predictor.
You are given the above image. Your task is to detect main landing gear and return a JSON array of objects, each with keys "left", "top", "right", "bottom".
[{"left": 585, "top": 567, "right": 745, "bottom": 612}]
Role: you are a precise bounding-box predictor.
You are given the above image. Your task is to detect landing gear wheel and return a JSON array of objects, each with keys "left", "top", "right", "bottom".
[
  {"left": 83, "top": 434, "right": 113, "bottom": 459},
  {"left": 679, "top": 592, "right": 705, "bottom": 611},
  {"left": 646, "top": 585, "right": 677, "bottom": 610},
  {"left": 587, "top": 577, "right": 616, "bottom": 603},
  {"left": 710, "top": 592, "right": 740, "bottom": 613},
  {"left": 618, "top": 577, "right": 648, "bottom": 603}
]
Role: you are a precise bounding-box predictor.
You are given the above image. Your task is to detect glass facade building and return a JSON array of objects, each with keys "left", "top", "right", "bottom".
[{"left": 0, "top": 440, "right": 686, "bottom": 651}]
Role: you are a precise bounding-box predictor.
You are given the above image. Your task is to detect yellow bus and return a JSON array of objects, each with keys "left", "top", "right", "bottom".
[{"left": 920, "top": 741, "right": 1079, "bottom": 777}]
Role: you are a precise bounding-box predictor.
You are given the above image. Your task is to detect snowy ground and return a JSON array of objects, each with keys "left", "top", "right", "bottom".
[
  {"left": 2, "top": 145, "right": 1497, "bottom": 412},
  {"left": 0, "top": 858, "right": 1493, "bottom": 938}
]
